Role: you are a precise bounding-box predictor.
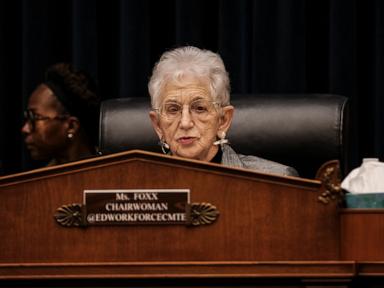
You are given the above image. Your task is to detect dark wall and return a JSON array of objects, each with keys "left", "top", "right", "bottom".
[{"left": 1, "top": 0, "right": 383, "bottom": 175}]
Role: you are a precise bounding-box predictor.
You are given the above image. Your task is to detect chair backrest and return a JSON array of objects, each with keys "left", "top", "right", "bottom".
[{"left": 99, "top": 94, "right": 349, "bottom": 179}]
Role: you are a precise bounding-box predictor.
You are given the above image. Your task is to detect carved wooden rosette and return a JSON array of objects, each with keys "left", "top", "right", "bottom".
[
  {"left": 187, "top": 202, "right": 220, "bottom": 226},
  {"left": 316, "top": 160, "right": 344, "bottom": 205},
  {"left": 54, "top": 203, "right": 86, "bottom": 227}
]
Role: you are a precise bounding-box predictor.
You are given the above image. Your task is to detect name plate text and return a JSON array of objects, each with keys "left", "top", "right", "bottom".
[{"left": 84, "top": 189, "right": 189, "bottom": 225}]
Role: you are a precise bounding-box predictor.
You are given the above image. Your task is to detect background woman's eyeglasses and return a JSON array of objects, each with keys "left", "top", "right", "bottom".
[
  {"left": 23, "top": 109, "right": 68, "bottom": 131},
  {"left": 156, "top": 99, "right": 220, "bottom": 121}
]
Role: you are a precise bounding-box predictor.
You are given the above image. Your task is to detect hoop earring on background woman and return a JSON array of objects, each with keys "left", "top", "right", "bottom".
[
  {"left": 213, "top": 131, "right": 228, "bottom": 148},
  {"left": 159, "top": 138, "right": 170, "bottom": 154}
]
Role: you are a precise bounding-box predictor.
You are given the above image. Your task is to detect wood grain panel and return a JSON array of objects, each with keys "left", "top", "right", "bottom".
[{"left": 0, "top": 150, "right": 339, "bottom": 264}]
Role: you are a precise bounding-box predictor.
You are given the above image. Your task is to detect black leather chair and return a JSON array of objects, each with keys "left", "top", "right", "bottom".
[{"left": 99, "top": 94, "right": 349, "bottom": 179}]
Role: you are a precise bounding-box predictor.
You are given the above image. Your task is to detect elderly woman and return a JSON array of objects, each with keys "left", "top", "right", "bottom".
[{"left": 149, "top": 46, "right": 298, "bottom": 177}]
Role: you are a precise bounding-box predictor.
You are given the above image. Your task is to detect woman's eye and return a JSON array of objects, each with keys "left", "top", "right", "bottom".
[
  {"left": 165, "top": 104, "right": 181, "bottom": 114},
  {"left": 191, "top": 102, "right": 208, "bottom": 113}
]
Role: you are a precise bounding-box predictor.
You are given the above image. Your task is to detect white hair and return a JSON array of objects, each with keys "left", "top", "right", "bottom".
[{"left": 148, "top": 46, "right": 230, "bottom": 109}]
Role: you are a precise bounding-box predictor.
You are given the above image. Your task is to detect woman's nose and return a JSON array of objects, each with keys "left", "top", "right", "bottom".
[
  {"left": 179, "top": 105, "right": 194, "bottom": 129},
  {"left": 21, "top": 121, "right": 32, "bottom": 134}
]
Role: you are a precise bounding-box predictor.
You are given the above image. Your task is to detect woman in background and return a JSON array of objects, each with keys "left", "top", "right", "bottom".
[{"left": 21, "top": 63, "right": 100, "bottom": 166}]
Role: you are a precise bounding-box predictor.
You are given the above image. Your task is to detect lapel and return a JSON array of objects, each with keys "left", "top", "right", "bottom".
[{"left": 221, "top": 144, "right": 245, "bottom": 169}]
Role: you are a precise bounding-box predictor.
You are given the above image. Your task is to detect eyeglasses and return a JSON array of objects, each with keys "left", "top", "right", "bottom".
[
  {"left": 23, "top": 109, "right": 69, "bottom": 131},
  {"left": 156, "top": 99, "right": 220, "bottom": 121}
]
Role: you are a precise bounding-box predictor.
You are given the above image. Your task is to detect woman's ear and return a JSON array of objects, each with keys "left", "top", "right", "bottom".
[
  {"left": 66, "top": 116, "right": 81, "bottom": 136},
  {"left": 149, "top": 111, "right": 163, "bottom": 139},
  {"left": 218, "top": 105, "right": 234, "bottom": 134}
]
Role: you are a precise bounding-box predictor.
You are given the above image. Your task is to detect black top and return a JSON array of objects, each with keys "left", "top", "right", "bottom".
[{"left": 210, "top": 147, "right": 222, "bottom": 164}]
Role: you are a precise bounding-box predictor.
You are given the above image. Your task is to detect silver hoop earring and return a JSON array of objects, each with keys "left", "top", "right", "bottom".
[{"left": 159, "top": 139, "right": 170, "bottom": 154}]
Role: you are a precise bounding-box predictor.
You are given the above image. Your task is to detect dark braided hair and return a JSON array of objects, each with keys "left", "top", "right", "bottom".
[{"left": 44, "top": 63, "right": 100, "bottom": 147}]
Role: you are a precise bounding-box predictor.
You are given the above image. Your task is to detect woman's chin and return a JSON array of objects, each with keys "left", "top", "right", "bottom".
[{"left": 173, "top": 148, "right": 201, "bottom": 161}]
